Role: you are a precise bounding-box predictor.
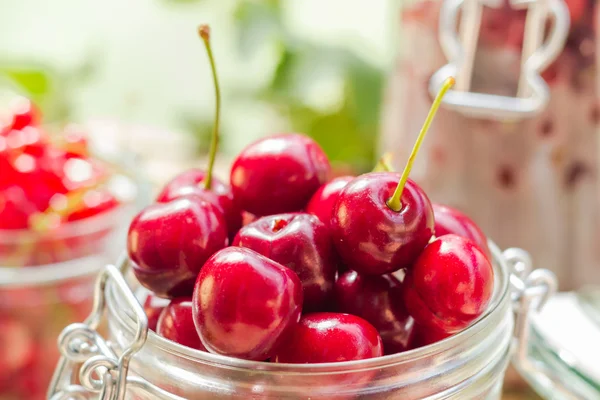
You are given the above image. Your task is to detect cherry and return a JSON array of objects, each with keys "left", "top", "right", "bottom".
[
  {"left": 305, "top": 175, "right": 354, "bottom": 229},
  {"left": 233, "top": 212, "right": 337, "bottom": 312},
  {"left": 272, "top": 312, "right": 383, "bottom": 363},
  {"left": 230, "top": 133, "right": 331, "bottom": 216},
  {"left": 408, "top": 323, "right": 451, "bottom": 350},
  {"left": 0, "top": 186, "right": 38, "bottom": 229},
  {"left": 157, "top": 297, "right": 206, "bottom": 351},
  {"left": 403, "top": 234, "right": 494, "bottom": 333},
  {"left": 334, "top": 270, "right": 413, "bottom": 355},
  {"left": 157, "top": 26, "right": 241, "bottom": 238},
  {"left": 143, "top": 294, "right": 167, "bottom": 331},
  {"left": 157, "top": 170, "right": 241, "bottom": 240},
  {"left": 331, "top": 173, "right": 433, "bottom": 275},
  {"left": 7, "top": 97, "right": 40, "bottom": 131},
  {"left": 127, "top": 195, "right": 228, "bottom": 298},
  {"left": 192, "top": 247, "right": 303, "bottom": 361},
  {"left": 330, "top": 78, "right": 453, "bottom": 275},
  {"left": 64, "top": 190, "right": 119, "bottom": 222},
  {"left": 432, "top": 203, "right": 490, "bottom": 257}
]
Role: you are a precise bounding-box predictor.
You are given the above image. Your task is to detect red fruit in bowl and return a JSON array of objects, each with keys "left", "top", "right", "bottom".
[
  {"left": 432, "top": 203, "right": 490, "bottom": 257},
  {"left": 127, "top": 195, "right": 228, "bottom": 298},
  {"left": 403, "top": 234, "right": 494, "bottom": 333},
  {"left": 144, "top": 294, "right": 168, "bottom": 331},
  {"left": 233, "top": 213, "right": 337, "bottom": 312},
  {"left": 65, "top": 190, "right": 119, "bottom": 222},
  {"left": 331, "top": 172, "right": 434, "bottom": 275},
  {"left": 305, "top": 175, "right": 354, "bottom": 229},
  {"left": 272, "top": 312, "right": 383, "bottom": 363},
  {"left": 157, "top": 297, "right": 206, "bottom": 351},
  {"left": 334, "top": 270, "right": 413, "bottom": 354},
  {"left": 230, "top": 133, "right": 330, "bottom": 216},
  {"left": 192, "top": 247, "right": 303, "bottom": 361},
  {"left": 156, "top": 169, "right": 242, "bottom": 240}
]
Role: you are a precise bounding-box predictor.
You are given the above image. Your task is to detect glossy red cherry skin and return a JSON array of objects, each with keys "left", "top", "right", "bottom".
[
  {"left": 192, "top": 247, "right": 303, "bottom": 361},
  {"left": 272, "top": 312, "right": 383, "bottom": 363},
  {"left": 331, "top": 172, "right": 434, "bottom": 275},
  {"left": 233, "top": 213, "right": 337, "bottom": 312},
  {"left": 143, "top": 294, "right": 168, "bottom": 331},
  {"left": 432, "top": 203, "right": 490, "bottom": 258},
  {"left": 0, "top": 186, "right": 38, "bottom": 229},
  {"left": 403, "top": 234, "right": 494, "bottom": 333},
  {"left": 305, "top": 176, "right": 354, "bottom": 229},
  {"left": 157, "top": 297, "right": 206, "bottom": 351},
  {"left": 407, "top": 323, "right": 451, "bottom": 350},
  {"left": 334, "top": 271, "right": 413, "bottom": 355},
  {"left": 230, "top": 134, "right": 330, "bottom": 216},
  {"left": 127, "top": 195, "right": 228, "bottom": 298},
  {"left": 156, "top": 169, "right": 242, "bottom": 240}
]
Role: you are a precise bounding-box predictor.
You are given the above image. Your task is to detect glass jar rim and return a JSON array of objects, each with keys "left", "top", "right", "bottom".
[{"left": 107, "top": 240, "right": 510, "bottom": 372}]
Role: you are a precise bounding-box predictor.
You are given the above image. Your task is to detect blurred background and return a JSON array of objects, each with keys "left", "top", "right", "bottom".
[{"left": 0, "top": 0, "right": 399, "bottom": 182}]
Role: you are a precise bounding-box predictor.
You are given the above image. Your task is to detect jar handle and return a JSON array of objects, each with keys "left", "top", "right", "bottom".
[
  {"left": 430, "top": 0, "right": 570, "bottom": 120},
  {"left": 505, "top": 249, "right": 589, "bottom": 399},
  {"left": 47, "top": 260, "right": 184, "bottom": 400}
]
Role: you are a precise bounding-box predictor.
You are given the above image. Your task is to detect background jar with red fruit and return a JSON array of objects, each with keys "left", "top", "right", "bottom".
[
  {"left": 380, "top": 0, "right": 600, "bottom": 291},
  {"left": 48, "top": 243, "right": 582, "bottom": 400},
  {"left": 0, "top": 103, "right": 145, "bottom": 400}
]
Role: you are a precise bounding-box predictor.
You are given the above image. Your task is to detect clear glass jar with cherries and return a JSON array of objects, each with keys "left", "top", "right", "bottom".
[{"left": 0, "top": 97, "right": 141, "bottom": 400}]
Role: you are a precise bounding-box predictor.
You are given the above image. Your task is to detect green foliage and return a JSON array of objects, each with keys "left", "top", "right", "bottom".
[{"left": 229, "top": 0, "right": 384, "bottom": 172}]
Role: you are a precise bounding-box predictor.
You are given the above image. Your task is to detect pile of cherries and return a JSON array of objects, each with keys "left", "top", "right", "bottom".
[
  {"left": 130, "top": 26, "right": 494, "bottom": 364},
  {"left": 0, "top": 97, "right": 119, "bottom": 265}
]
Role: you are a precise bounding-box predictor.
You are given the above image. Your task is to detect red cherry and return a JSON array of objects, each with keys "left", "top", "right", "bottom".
[
  {"left": 432, "top": 203, "right": 490, "bottom": 257},
  {"left": 403, "top": 234, "right": 494, "bottom": 333},
  {"left": 230, "top": 133, "right": 331, "bottom": 216},
  {"left": 334, "top": 270, "right": 413, "bottom": 355},
  {"left": 127, "top": 195, "right": 228, "bottom": 298},
  {"left": 8, "top": 97, "right": 41, "bottom": 131},
  {"left": 233, "top": 213, "right": 337, "bottom": 312},
  {"left": 272, "top": 312, "right": 383, "bottom": 363},
  {"left": 143, "top": 294, "right": 167, "bottom": 331},
  {"left": 157, "top": 169, "right": 242, "bottom": 240},
  {"left": 65, "top": 190, "right": 119, "bottom": 222},
  {"left": 0, "top": 186, "right": 38, "bottom": 229},
  {"left": 407, "top": 323, "right": 451, "bottom": 350},
  {"left": 305, "top": 175, "right": 354, "bottom": 229},
  {"left": 192, "top": 247, "right": 303, "bottom": 361},
  {"left": 330, "top": 78, "right": 453, "bottom": 275},
  {"left": 331, "top": 173, "right": 434, "bottom": 275},
  {"left": 157, "top": 297, "right": 206, "bottom": 351}
]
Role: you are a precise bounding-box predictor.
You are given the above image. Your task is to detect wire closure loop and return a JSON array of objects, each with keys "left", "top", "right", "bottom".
[
  {"left": 430, "top": 0, "right": 570, "bottom": 120},
  {"left": 47, "top": 261, "right": 149, "bottom": 400}
]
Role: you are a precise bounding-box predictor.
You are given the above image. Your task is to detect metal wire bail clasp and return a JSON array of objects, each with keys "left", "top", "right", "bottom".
[
  {"left": 47, "top": 262, "right": 149, "bottom": 400},
  {"left": 429, "top": 0, "right": 570, "bottom": 120}
]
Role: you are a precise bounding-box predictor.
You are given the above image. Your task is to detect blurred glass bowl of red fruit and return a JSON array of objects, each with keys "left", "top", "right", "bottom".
[{"left": 0, "top": 97, "right": 141, "bottom": 400}]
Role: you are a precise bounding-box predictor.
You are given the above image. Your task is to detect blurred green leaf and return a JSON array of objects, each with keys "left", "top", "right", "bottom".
[{"left": 1, "top": 68, "right": 52, "bottom": 96}]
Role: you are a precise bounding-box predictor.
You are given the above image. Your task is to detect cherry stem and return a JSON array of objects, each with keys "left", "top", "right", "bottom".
[
  {"left": 199, "top": 25, "right": 221, "bottom": 191},
  {"left": 372, "top": 152, "right": 394, "bottom": 172},
  {"left": 386, "top": 76, "right": 455, "bottom": 212}
]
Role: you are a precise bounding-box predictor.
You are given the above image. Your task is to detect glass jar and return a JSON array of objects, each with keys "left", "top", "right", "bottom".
[
  {"left": 48, "top": 243, "right": 581, "bottom": 400},
  {"left": 0, "top": 171, "right": 141, "bottom": 400},
  {"left": 380, "top": 0, "right": 600, "bottom": 291}
]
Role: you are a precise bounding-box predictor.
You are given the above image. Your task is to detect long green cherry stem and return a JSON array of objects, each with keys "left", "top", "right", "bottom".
[
  {"left": 199, "top": 24, "right": 221, "bottom": 191},
  {"left": 386, "top": 76, "right": 455, "bottom": 212}
]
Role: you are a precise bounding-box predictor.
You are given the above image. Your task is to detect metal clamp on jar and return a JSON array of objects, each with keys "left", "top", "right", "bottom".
[{"left": 47, "top": 244, "right": 593, "bottom": 400}]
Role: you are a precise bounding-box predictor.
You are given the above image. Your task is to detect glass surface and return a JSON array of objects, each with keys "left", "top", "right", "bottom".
[
  {"left": 0, "top": 169, "right": 141, "bottom": 400},
  {"left": 104, "top": 244, "right": 512, "bottom": 399}
]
